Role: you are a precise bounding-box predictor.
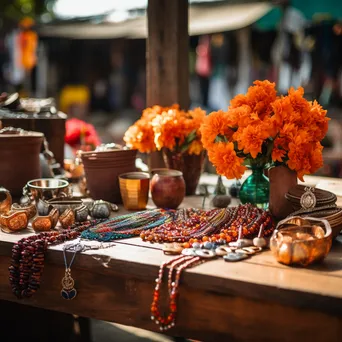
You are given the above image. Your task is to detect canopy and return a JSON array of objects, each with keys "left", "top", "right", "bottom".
[{"left": 38, "top": 2, "right": 273, "bottom": 39}]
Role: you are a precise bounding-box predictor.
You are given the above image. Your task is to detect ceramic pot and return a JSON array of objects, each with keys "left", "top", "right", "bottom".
[
  {"left": 0, "top": 127, "right": 43, "bottom": 198},
  {"left": 83, "top": 149, "right": 137, "bottom": 203},
  {"left": 162, "top": 150, "right": 205, "bottom": 195},
  {"left": 269, "top": 166, "right": 298, "bottom": 220},
  {"left": 151, "top": 169, "right": 185, "bottom": 209}
]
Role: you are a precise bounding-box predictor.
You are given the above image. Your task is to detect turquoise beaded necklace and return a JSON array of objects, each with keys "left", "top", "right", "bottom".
[{"left": 81, "top": 209, "right": 173, "bottom": 241}]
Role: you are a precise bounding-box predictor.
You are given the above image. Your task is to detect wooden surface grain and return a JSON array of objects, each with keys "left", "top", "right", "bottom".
[{"left": 0, "top": 176, "right": 342, "bottom": 341}]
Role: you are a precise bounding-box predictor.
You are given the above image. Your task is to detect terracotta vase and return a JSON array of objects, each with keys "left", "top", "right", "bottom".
[
  {"left": 269, "top": 165, "right": 298, "bottom": 220},
  {"left": 162, "top": 149, "right": 205, "bottom": 196},
  {"left": 150, "top": 169, "right": 185, "bottom": 209}
]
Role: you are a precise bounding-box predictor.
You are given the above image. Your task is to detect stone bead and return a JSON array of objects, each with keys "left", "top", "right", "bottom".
[
  {"left": 203, "top": 241, "right": 213, "bottom": 250},
  {"left": 192, "top": 242, "right": 201, "bottom": 249}
]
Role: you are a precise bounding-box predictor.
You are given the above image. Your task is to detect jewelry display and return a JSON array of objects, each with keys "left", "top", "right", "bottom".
[
  {"left": 141, "top": 204, "right": 274, "bottom": 246},
  {"left": 270, "top": 216, "right": 332, "bottom": 266},
  {"left": 32, "top": 208, "right": 59, "bottom": 231},
  {"left": 0, "top": 210, "right": 28, "bottom": 233},
  {"left": 59, "top": 209, "right": 75, "bottom": 229},
  {"left": 285, "top": 185, "right": 337, "bottom": 212},
  {"left": 9, "top": 219, "right": 105, "bottom": 299},
  {"left": 11, "top": 202, "right": 37, "bottom": 220},
  {"left": 0, "top": 187, "right": 12, "bottom": 214},
  {"left": 81, "top": 209, "right": 172, "bottom": 241}
]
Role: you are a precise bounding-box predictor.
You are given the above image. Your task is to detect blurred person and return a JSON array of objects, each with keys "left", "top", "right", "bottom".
[{"left": 195, "top": 35, "right": 212, "bottom": 108}]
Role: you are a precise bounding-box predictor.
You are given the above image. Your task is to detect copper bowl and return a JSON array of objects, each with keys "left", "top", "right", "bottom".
[{"left": 270, "top": 216, "right": 332, "bottom": 267}]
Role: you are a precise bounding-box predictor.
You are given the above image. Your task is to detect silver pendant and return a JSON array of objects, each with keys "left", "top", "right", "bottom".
[{"left": 300, "top": 187, "right": 316, "bottom": 210}]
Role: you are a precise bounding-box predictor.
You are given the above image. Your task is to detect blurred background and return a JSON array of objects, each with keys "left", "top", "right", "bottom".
[{"left": 0, "top": 0, "right": 342, "bottom": 176}]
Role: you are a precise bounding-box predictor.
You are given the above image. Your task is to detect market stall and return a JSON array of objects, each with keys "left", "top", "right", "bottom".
[{"left": 0, "top": 179, "right": 341, "bottom": 341}]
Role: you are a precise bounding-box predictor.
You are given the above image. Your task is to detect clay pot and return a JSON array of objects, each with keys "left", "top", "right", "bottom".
[
  {"left": 151, "top": 169, "right": 185, "bottom": 209},
  {"left": 269, "top": 165, "right": 298, "bottom": 220},
  {"left": 162, "top": 149, "right": 205, "bottom": 195},
  {"left": 82, "top": 149, "right": 137, "bottom": 203},
  {"left": 0, "top": 128, "right": 43, "bottom": 198}
]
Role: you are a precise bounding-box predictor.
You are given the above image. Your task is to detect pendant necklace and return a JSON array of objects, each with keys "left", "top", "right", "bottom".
[
  {"left": 61, "top": 240, "right": 115, "bottom": 300},
  {"left": 61, "top": 243, "right": 82, "bottom": 300}
]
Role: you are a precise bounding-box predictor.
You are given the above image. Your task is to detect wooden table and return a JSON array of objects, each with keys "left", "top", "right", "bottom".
[{"left": 1, "top": 176, "right": 342, "bottom": 341}]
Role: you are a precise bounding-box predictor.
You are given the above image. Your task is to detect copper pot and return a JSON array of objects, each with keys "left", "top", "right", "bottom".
[
  {"left": 150, "top": 169, "right": 185, "bottom": 209},
  {"left": 0, "top": 127, "right": 43, "bottom": 198}
]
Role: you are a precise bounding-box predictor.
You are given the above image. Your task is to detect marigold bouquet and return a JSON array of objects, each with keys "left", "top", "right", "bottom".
[
  {"left": 124, "top": 104, "right": 206, "bottom": 155},
  {"left": 201, "top": 80, "right": 329, "bottom": 181}
]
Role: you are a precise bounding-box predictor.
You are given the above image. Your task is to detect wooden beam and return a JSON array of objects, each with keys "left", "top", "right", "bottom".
[{"left": 146, "top": 0, "right": 189, "bottom": 109}]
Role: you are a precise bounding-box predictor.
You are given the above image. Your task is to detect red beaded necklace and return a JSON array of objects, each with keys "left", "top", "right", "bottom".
[
  {"left": 9, "top": 219, "right": 104, "bottom": 299},
  {"left": 151, "top": 255, "right": 204, "bottom": 331}
]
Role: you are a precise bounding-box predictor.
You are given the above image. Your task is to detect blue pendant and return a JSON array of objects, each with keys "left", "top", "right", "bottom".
[{"left": 61, "top": 288, "right": 77, "bottom": 300}]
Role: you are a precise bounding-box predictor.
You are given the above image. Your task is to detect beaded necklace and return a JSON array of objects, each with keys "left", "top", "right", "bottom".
[
  {"left": 141, "top": 204, "right": 274, "bottom": 246},
  {"left": 9, "top": 219, "right": 104, "bottom": 299},
  {"left": 81, "top": 209, "right": 173, "bottom": 241}
]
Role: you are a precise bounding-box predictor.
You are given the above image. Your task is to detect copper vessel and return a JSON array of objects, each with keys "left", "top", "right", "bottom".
[{"left": 270, "top": 216, "right": 332, "bottom": 266}]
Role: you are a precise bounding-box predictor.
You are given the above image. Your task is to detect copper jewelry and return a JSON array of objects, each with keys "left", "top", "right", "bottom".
[
  {"left": 59, "top": 209, "right": 75, "bottom": 229},
  {"left": 0, "top": 210, "right": 28, "bottom": 233},
  {"left": 0, "top": 187, "right": 12, "bottom": 214},
  {"left": 11, "top": 202, "right": 37, "bottom": 220},
  {"left": 32, "top": 208, "right": 59, "bottom": 231}
]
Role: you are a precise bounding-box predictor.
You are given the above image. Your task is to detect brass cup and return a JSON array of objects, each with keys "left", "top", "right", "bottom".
[{"left": 119, "top": 172, "right": 150, "bottom": 210}]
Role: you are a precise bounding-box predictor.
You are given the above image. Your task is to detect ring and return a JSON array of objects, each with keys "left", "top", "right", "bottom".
[
  {"left": 32, "top": 208, "right": 59, "bottom": 231},
  {"left": 181, "top": 248, "right": 197, "bottom": 256},
  {"left": 215, "top": 246, "right": 232, "bottom": 256},
  {"left": 195, "top": 249, "right": 216, "bottom": 258},
  {"left": 235, "top": 248, "right": 255, "bottom": 255}
]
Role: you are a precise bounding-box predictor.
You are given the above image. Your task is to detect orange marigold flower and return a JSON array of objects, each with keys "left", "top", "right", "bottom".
[
  {"left": 236, "top": 124, "right": 269, "bottom": 158},
  {"left": 200, "top": 110, "right": 233, "bottom": 149},
  {"left": 188, "top": 140, "right": 203, "bottom": 155},
  {"left": 207, "top": 142, "right": 247, "bottom": 179}
]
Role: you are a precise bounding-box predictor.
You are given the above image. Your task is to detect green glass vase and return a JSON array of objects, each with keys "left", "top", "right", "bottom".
[{"left": 239, "top": 166, "right": 269, "bottom": 209}]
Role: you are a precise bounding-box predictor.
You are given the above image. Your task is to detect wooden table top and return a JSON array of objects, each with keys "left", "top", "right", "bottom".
[
  {"left": 0, "top": 175, "right": 342, "bottom": 340},
  {"left": 1, "top": 174, "right": 342, "bottom": 318}
]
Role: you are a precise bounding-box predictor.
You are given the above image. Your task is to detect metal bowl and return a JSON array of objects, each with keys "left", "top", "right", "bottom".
[
  {"left": 270, "top": 216, "right": 332, "bottom": 267},
  {"left": 25, "top": 178, "right": 70, "bottom": 201}
]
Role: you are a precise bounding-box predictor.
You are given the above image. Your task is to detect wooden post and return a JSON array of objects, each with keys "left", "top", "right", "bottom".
[
  {"left": 146, "top": 0, "right": 189, "bottom": 168},
  {"left": 146, "top": 0, "right": 189, "bottom": 109}
]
